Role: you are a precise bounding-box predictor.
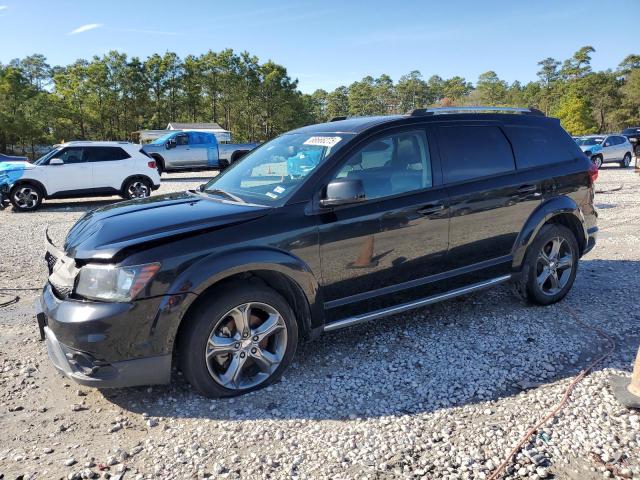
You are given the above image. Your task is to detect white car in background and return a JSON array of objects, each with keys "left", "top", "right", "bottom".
[
  {"left": 575, "top": 134, "right": 634, "bottom": 168},
  {"left": 0, "top": 141, "right": 161, "bottom": 211}
]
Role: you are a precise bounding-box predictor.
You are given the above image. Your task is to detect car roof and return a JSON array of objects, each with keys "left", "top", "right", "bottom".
[
  {"left": 287, "top": 112, "right": 557, "bottom": 136},
  {"left": 287, "top": 116, "right": 406, "bottom": 135},
  {"left": 60, "top": 141, "right": 135, "bottom": 147}
]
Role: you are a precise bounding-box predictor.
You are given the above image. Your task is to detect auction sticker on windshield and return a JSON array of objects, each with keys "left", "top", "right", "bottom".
[{"left": 303, "top": 136, "right": 342, "bottom": 148}]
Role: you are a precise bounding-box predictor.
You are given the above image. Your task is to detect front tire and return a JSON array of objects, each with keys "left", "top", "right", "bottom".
[
  {"left": 520, "top": 224, "right": 579, "bottom": 306},
  {"left": 178, "top": 283, "right": 298, "bottom": 398},
  {"left": 122, "top": 177, "right": 152, "bottom": 200},
  {"left": 10, "top": 183, "right": 43, "bottom": 211},
  {"left": 621, "top": 153, "right": 631, "bottom": 168}
]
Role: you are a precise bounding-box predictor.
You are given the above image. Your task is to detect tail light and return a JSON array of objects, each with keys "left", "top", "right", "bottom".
[
  {"left": 148, "top": 160, "right": 157, "bottom": 169},
  {"left": 588, "top": 163, "right": 598, "bottom": 185}
]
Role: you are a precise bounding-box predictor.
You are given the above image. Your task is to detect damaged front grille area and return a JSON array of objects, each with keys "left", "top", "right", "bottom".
[{"left": 45, "top": 229, "right": 79, "bottom": 300}]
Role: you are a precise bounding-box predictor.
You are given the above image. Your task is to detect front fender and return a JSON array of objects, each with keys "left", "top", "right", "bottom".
[
  {"left": 159, "top": 247, "right": 322, "bottom": 348},
  {"left": 511, "top": 195, "right": 587, "bottom": 269}
]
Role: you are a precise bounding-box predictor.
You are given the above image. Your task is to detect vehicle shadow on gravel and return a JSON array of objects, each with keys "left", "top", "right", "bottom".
[
  {"left": 102, "top": 258, "right": 639, "bottom": 422},
  {"left": 30, "top": 199, "right": 117, "bottom": 213}
]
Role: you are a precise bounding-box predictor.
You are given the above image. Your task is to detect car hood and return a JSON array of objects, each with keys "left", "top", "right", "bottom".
[
  {"left": 0, "top": 161, "right": 35, "bottom": 173},
  {"left": 578, "top": 145, "right": 601, "bottom": 153},
  {"left": 63, "top": 191, "right": 272, "bottom": 260}
]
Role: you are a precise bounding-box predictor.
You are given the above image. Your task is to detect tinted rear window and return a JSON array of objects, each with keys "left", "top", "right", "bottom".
[
  {"left": 504, "top": 124, "right": 580, "bottom": 169},
  {"left": 85, "top": 147, "right": 131, "bottom": 162},
  {"left": 437, "top": 125, "right": 515, "bottom": 183}
]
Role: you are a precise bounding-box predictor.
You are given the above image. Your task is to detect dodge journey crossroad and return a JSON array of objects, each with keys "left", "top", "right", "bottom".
[{"left": 37, "top": 107, "right": 598, "bottom": 397}]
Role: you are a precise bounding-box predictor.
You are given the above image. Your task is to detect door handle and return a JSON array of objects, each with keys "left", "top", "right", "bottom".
[
  {"left": 417, "top": 204, "right": 445, "bottom": 216},
  {"left": 516, "top": 185, "right": 541, "bottom": 197}
]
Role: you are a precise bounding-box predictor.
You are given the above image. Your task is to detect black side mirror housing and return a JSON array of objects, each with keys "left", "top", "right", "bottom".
[
  {"left": 198, "top": 184, "right": 206, "bottom": 192},
  {"left": 166, "top": 139, "right": 176, "bottom": 149},
  {"left": 320, "top": 178, "right": 366, "bottom": 208}
]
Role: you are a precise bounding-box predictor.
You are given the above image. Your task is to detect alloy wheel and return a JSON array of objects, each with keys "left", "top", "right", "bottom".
[
  {"left": 127, "top": 181, "right": 150, "bottom": 198},
  {"left": 13, "top": 186, "right": 39, "bottom": 209},
  {"left": 623, "top": 154, "right": 631, "bottom": 167},
  {"left": 205, "top": 302, "right": 288, "bottom": 390},
  {"left": 535, "top": 236, "right": 574, "bottom": 296}
]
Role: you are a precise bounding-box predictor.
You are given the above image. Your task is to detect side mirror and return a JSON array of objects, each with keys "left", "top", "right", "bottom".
[
  {"left": 198, "top": 184, "right": 206, "bottom": 192},
  {"left": 604, "top": 142, "right": 611, "bottom": 147},
  {"left": 49, "top": 158, "right": 64, "bottom": 165},
  {"left": 320, "top": 178, "right": 366, "bottom": 208},
  {"left": 166, "top": 139, "right": 177, "bottom": 149}
]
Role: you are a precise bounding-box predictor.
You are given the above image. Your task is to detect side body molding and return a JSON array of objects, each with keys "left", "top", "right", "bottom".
[{"left": 511, "top": 195, "right": 587, "bottom": 269}]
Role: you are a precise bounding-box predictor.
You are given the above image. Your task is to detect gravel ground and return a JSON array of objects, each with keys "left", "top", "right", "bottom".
[{"left": 1, "top": 167, "right": 639, "bottom": 480}]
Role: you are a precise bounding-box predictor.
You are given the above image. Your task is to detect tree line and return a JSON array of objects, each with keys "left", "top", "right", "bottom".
[
  {"left": 1, "top": 46, "right": 639, "bottom": 157},
  {"left": 308, "top": 46, "right": 640, "bottom": 136}
]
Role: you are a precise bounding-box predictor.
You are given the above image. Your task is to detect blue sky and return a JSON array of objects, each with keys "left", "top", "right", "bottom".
[{"left": 0, "top": 0, "right": 637, "bottom": 93}]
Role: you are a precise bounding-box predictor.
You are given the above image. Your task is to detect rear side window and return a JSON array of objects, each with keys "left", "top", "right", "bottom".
[
  {"left": 85, "top": 147, "right": 131, "bottom": 162},
  {"left": 503, "top": 124, "right": 578, "bottom": 169},
  {"left": 437, "top": 125, "right": 515, "bottom": 183},
  {"left": 190, "top": 132, "right": 215, "bottom": 144}
]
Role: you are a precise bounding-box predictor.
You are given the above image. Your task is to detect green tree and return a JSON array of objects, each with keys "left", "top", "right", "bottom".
[
  {"left": 475, "top": 71, "right": 508, "bottom": 105},
  {"left": 560, "top": 46, "right": 595, "bottom": 79},
  {"left": 396, "top": 70, "right": 429, "bottom": 112},
  {"left": 441, "top": 76, "right": 472, "bottom": 103},
  {"left": 553, "top": 87, "right": 597, "bottom": 135},
  {"left": 325, "top": 86, "right": 349, "bottom": 119}
]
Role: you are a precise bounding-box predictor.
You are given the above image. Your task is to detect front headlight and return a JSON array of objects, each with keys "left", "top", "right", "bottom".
[{"left": 75, "top": 263, "right": 160, "bottom": 302}]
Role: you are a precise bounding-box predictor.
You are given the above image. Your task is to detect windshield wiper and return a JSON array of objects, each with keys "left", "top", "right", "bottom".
[{"left": 203, "top": 188, "right": 246, "bottom": 204}]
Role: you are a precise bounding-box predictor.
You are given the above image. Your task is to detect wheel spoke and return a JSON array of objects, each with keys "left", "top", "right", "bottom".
[
  {"left": 557, "top": 254, "right": 573, "bottom": 270},
  {"left": 218, "top": 353, "right": 248, "bottom": 388},
  {"left": 548, "top": 238, "right": 562, "bottom": 260},
  {"left": 230, "top": 305, "right": 251, "bottom": 338},
  {"left": 206, "top": 335, "right": 237, "bottom": 358},
  {"left": 548, "top": 271, "right": 560, "bottom": 291},
  {"left": 252, "top": 313, "right": 284, "bottom": 342},
  {"left": 537, "top": 268, "right": 551, "bottom": 287},
  {"left": 251, "top": 348, "right": 279, "bottom": 373}
]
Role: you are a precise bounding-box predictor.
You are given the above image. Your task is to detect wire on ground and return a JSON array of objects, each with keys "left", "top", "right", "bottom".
[{"left": 487, "top": 304, "right": 616, "bottom": 480}]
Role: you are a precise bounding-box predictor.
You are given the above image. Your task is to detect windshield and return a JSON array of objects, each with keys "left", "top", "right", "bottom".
[
  {"left": 150, "top": 133, "right": 176, "bottom": 145},
  {"left": 203, "top": 133, "right": 353, "bottom": 205},
  {"left": 34, "top": 147, "right": 61, "bottom": 165},
  {"left": 575, "top": 137, "right": 603, "bottom": 146},
  {"left": 622, "top": 128, "right": 640, "bottom": 135}
]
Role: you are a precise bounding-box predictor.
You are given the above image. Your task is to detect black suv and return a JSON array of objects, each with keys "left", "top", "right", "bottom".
[{"left": 37, "top": 107, "right": 598, "bottom": 397}]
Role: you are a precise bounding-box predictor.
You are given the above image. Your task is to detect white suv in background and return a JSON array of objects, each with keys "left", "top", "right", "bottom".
[{"left": 0, "top": 141, "right": 161, "bottom": 211}]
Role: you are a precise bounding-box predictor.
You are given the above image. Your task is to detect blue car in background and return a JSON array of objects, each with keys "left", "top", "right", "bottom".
[
  {"left": 286, "top": 148, "right": 323, "bottom": 178},
  {"left": 0, "top": 153, "right": 29, "bottom": 208}
]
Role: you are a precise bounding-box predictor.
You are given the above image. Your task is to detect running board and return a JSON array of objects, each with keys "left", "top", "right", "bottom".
[{"left": 323, "top": 274, "right": 512, "bottom": 332}]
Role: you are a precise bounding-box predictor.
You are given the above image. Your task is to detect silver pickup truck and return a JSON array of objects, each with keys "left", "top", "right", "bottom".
[{"left": 142, "top": 131, "right": 258, "bottom": 173}]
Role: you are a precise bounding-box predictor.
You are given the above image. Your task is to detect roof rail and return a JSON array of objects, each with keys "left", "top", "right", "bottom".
[
  {"left": 409, "top": 106, "right": 545, "bottom": 117},
  {"left": 329, "top": 116, "right": 348, "bottom": 122}
]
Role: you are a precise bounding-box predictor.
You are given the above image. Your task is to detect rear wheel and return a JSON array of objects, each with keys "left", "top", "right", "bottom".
[
  {"left": 122, "top": 177, "right": 152, "bottom": 200},
  {"left": 178, "top": 283, "right": 298, "bottom": 398},
  {"left": 621, "top": 153, "right": 632, "bottom": 168},
  {"left": 9, "top": 183, "right": 43, "bottom": 211},
  {"left": 519, "top": 224, "right": 579, "bottom": 306}
]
